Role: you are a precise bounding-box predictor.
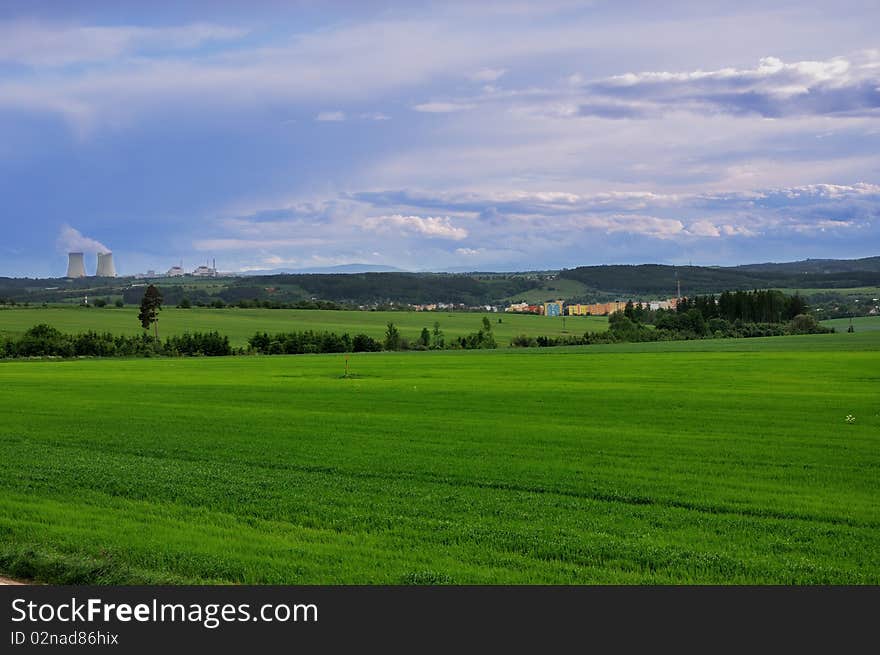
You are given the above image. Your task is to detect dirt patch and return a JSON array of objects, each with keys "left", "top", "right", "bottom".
[{"left": 0, "top": 576, "right": 27, "bottom": 585}]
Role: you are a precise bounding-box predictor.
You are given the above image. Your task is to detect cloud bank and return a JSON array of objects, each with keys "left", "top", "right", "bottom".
[{"left": 1, "top": 3, "right": 879, "bottom": 275}]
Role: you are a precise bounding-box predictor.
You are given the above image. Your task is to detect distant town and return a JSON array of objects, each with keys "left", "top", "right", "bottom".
[{"left": 409, "top": 298, "right": 683, "bottom": 316}]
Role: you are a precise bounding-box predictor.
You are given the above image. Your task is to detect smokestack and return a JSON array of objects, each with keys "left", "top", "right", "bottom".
[
  {"left": 66, "top": 252, "right": 86, "bottom": 278},
  {"left": 96, "top": 252, "right": 117, "bottom": 277}
]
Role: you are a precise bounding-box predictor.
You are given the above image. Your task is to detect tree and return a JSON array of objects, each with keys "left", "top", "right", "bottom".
[
  {"left": 453, "top": 317, "right": 498, "bottom": 350},
  {"left": 384, "top": 322, "right": 401, "bottom": 350},
  {"left": 138, "top": 284, "right": 163, "bottom": 339},
  {"left": 418, "top": 327, "right": 431, "bottom": 347},
  {"left": 431, "top": 321, "right": 445, "bottom": 349},
  {"left": 477, "top": 316, "right": 497, "bottom": 348},
  {"left": 786, "top": 293, "right": 808, "bottom": 320},
  {"left": 789, "top": 313, "right": 823, "bottom": 335}
]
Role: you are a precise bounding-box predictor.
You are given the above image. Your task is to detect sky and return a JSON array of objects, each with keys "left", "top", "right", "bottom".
[{"left": 1, "top": 0, "right": 879, "bottom": 277}]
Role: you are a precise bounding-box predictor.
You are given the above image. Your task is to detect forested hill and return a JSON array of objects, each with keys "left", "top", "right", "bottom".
[
  {"left": 559, "top": 257, "right": 880, "bottom": 296},
  {"left": 734, "top": 256, "right": 880, "bottom": 274},
  {"left": 2, "top": 256, "right": 878, "bottom": 306}
]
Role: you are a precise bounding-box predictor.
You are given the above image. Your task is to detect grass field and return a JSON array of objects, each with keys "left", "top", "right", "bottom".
[
  {"left": 776, "top": 286, "right": 880, "bottom": 297},
  {"left": 821, "top": 315, "right": 880, "bottom": 332},
  {"left": 499, "top": 278, "right": 592, "bottom": 304},
  {"left": 0, "top": 306, "right": 608, "bottom": 347},
  {"left": 1, "top": 331, "right": 878, "bottom": 584}
]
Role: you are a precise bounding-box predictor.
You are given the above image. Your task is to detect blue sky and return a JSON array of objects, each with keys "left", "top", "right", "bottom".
[{"left": 1, "top": 0, "right": 879, "bottom": 277}]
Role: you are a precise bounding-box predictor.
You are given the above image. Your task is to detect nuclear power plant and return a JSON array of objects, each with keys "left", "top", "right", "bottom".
[
  {"left": 65, "top": 251, "right": 117, "bottom": 278},
  {"left": 96, "top": 252, "right": 116, "bottom": 277},
  {"left": 66, "top": 252, "right": 87, "bottom": 278}
]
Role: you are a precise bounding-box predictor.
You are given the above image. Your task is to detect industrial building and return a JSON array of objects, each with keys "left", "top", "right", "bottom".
[
  {"left": 66, "top": 252, "right": 86, "bottom": 278},
  {"left": 192, "top": 265, "right": 217, "bottom": 277},
  {"left": 65, "top": 250, "right": 116, "bottom": 278},
  {"left": 96, "top": 252, "right": 116, "bottom": 277}
]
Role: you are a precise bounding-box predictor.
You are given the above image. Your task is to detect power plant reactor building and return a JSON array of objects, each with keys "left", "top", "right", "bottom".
[
  {"left": 96, "top": 252, "right": 117, "bottom": 277},
  {"left": 66, "top": 252, "right": 87, "bottom": 278}
]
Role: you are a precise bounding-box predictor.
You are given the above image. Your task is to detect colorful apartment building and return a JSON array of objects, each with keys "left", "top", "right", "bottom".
[
  {"left": 543, "top": 300, "right": 564, "bottom": 317},
  {"left": 505, "top": 302, "right": 543, "bottom": 314},
  {"left": 510, "top": 296, "right": 683, "bottom": 316},
  {"left": 565, "top": 301, "right": 626, "bottom": 316}
]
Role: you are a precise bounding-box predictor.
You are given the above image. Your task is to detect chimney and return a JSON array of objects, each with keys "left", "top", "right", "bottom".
[
  {"left": 96, "top": 252, "right": 117, "bottom": 277},
  {"left": 66, "top": 252, "right": 86, "bottom": 278}
]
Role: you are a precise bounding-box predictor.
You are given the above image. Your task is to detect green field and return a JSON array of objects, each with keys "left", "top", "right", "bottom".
[
  {"left": 776, "top": 286, "right": 880, "bottom": 297},
  {"left": 0, "top": 306, "right": 608, "bottom": 347},
  {"left": 1, "top": 331, "right": 878, "bottom": 584},
  {"left": 820, "top": 315, "right": 880, "bottom": 332},
  {"left": 499, "top": 278, "right": 592, "bottom": 304}
]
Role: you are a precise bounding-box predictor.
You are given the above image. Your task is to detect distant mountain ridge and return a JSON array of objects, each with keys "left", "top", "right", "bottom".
[
  {"left": 733, "top": 256, "right": 880, "bottom": 274},
  {"left": 2, "top": 255, "right": 878, "bottom": 306},
  {"left": 560, "top": 256, "right": 880, "bottom": 296},
  {"left": 241, "top": 263, "right": 408, "bottom": 275}
]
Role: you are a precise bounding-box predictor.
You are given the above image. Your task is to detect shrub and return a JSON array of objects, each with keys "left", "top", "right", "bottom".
[
  {"left": 787, "top": 313, "right": 832, "bottom": 335},
  {"left": 352, "top": 334, "right": 382, "bottom": 352}
]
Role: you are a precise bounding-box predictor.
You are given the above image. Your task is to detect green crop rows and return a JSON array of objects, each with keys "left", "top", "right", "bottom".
[{"left": 0, "top": 331, "right": 878, "bottom": 584}]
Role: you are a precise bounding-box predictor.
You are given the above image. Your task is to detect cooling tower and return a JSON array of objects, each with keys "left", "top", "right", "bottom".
[
  {"left": 66, "top": 252, "right": 86, "bottom": 278},
  {"left": 96, "top": 252, "right": 116, "bottom": 277}
]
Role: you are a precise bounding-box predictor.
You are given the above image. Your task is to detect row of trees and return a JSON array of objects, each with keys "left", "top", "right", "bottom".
[
  {"left": 677, "top": 290, "right": 807, "bottom": 323},
  {"left": 619, "top": 290, "right": 809, "bottom": 326},
  {"left": 510, "top": 311, "right": 832, "bottom": 349},
  {"left": 248, "top": 331, "right": 382, "bottom": 355},
  {"left": 248, "top": 318, "right": 497, "bottom": 355},
  {"left": 1, "top": 324, "right": 233, "bottom": 358}
]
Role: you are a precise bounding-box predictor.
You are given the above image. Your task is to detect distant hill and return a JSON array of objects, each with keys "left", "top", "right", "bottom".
[
  {"left": 241, "top": 264, "right": 408, "bottom": 275},
  {"left": 2, "top": 256, "right": 878, "bottom": 306},
  {"left": 559, "top": 257, "right": 880, "bottom": 296},
  {"left": 734, "top": 256, "right": 880, "bottom": 274}
]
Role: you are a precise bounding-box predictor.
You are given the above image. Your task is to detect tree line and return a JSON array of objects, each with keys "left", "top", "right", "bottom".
[
  {"left": 248, "top": 317, "right": 497, "bottom": 355},
  {"left": 2, "top": 316, "right": 497, "bottom": 360},
  {"left": 1, "top": 324, "right": 233, "bottom": 358},
  {"left": 559, "top": 261, "right": 880, "bottom": 295}
]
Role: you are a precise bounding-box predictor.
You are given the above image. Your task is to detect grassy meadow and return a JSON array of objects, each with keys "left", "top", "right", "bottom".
[
  {"left": 0, "top": 306, "right": 608, "bottom": 347},
  {"left": 0, "top": 330, "right": 878, "bottom": 584},
  {"left": 820, "top": 315, "right": 880, "bottom": 332}
]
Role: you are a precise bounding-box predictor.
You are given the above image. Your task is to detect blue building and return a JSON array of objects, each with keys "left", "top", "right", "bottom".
[{"left": 543, "top": 300, "right": 564, "bottom": 317}]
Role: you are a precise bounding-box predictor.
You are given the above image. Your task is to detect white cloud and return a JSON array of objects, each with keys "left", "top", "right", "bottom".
[
  {"left": 467, "top": 68, "right": 506, "bottom": 82},
  {"left": 315, "top": 111, "right": 346, "bottom": 121},
  {"left": 0, "top": 21, "right": 247, "bottom": 67},
  {"left": 364, "top": 214, "right": 468, "bottom": 240},
  {"left": 573, "top": 214, "right": 686, "bottom": 239},
  {"left": 412, "top": 101, "right": 476, "bottom": 113},
  {"left": 686, "top": 220, "right": 722, "bottom": 237},
  {"left": 0, "top": 15, "right": 604, "bottom": 132},
  {"left": 720, "top": 224, "right": 758, "bottom": 237},
  {"left": 579, "top": 53, "right": 880, "bottom": 118}
]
